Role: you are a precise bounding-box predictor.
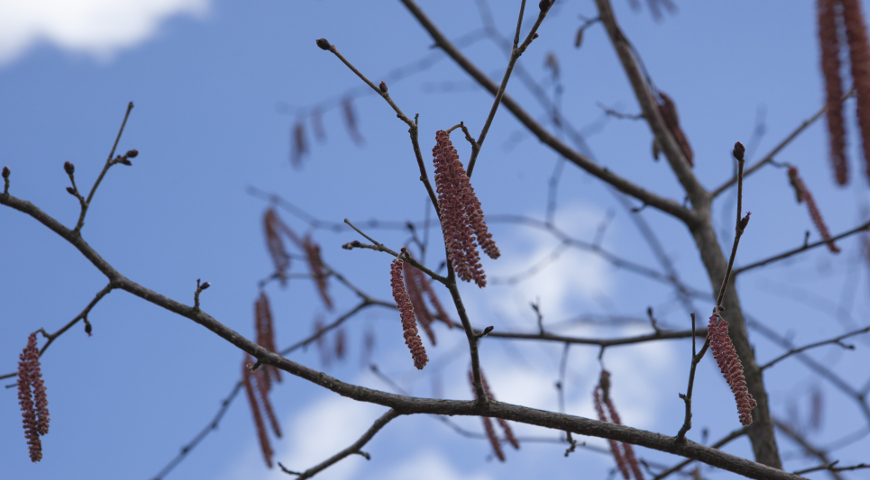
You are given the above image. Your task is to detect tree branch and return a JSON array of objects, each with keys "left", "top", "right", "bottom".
[
  {"left": 279, "top": 409, "right": 400, "bottom": 479},
  {"left": 399, "top": 0, "right": 698, "bottom": 226},
  {"left": 0, "top": 190, "right": 808, "bottom": 479}
]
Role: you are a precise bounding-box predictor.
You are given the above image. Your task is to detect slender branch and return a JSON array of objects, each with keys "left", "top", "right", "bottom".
[
  {"left": 674, "top": 313, "right": 712, "bottom": 443},
  {"left": 711, "top": 87, "right": 856, "bottom": 198},
  {"left": 774, "top": 418, "right": 844, "bottom": 480},
  {"left": 481, "top": 327, "right": 707, "bottom": 347},
  {"left": 343, "top": 219, "right": 447, "bottom": 285},
  {"left": 593, "top": 0, "right": 706, "bottom": 206},
  {"left": 151, "top": 301, "right": 378, "bottom": 479},
  {"left": 279, "top": 409, "right": 401, "bottom": 479},
  {"left": 399, "top": 0, "right": 699, "bottom": 226},
  {"left": 151, "top": 382, "right": 244, "bottom": 480},
  {"left": 319, "top": 42, "right": 440, "bottom": 217},
  {"left": 714, "top": 144, "right": 749, "bottom": 309},
  {"left": 760, "top": 325, "right": 870, "bottom": 371},
  {"left": 467, "top": 0, "right": 551, "bottom": 177},
  {"left": 75, "top": 102, "right": 135, "bottom": 234},
  {"left": 734, "top": 220, "right": 870, "bottom": 276},
  {"left": 0, "top": 283, "right": 114, "bottom": 381}
]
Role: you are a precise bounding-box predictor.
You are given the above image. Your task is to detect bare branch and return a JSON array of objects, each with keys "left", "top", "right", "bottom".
[
  {"left": 279, "top": 409, "right": 400, "bottom": 479},
  {"left": 399, "top": 0, "right": 698, "bottom": 226}
]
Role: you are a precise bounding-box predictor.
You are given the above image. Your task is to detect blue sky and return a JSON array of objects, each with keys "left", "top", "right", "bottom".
[{"left": 2, "top": 1, "right": 869, "bottom": 479}]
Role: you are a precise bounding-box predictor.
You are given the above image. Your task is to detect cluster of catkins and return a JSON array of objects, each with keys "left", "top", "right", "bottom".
[
  {"left": 264, "top": 207, "right": 333, "bottom": 307},
  {"left": 469, "top": 369, "right": 520, "bottom": 462},
  {"left": 817, "top": 0, "right": 870, "bottom": 184},
  {"left": 243, "top": 293, "right": 283, "bottom": 468},
  {"left": 432, "top": 130, "right": 499, "bottom": 287},
  {"left": 593, "top": 370, "right": 644, "bottom": 480},
  {"left": 18, "top": 333, "right": 50, "bottom": 462}
]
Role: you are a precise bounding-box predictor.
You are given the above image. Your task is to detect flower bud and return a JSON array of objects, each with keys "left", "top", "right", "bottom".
[
  {"left": 2, "top": 166, "right": 9, "bottom": 179},
  {"left": 539, "top": 0, "right": 551, "bottom": 12},
  {"left": 379, "top": 81, "right": 388, "bottom": 93},
  {"left": 64, "top": 161, "right": 75, "bottom": 175},
  {"left": 732, "top": 141, "right": 745, "bottom": 161},
  {"left": 125, "top": 149, "right": 139, "bottom": 158},
  {"left": 316, "top": 38, "right": 331, "bottom": 50}
]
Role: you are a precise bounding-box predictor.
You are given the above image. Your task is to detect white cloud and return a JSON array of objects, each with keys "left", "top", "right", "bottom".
[
  {"left": 379, "top": 450, "right": 493, "bottom": 480},
  {"left": 0, "top": 0, "right": 210, "bottom": 65},
  {"left": 485, "top": 202, "right": 616, "bottom": 323}
]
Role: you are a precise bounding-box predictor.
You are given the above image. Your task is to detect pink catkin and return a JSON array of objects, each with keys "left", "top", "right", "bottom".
[
  {"left": 593, "top": 386, "right": 630, "bottom": 479},
  {"left": 253, "top": 364, "right": 283, "bottom": 439},
  {"left": 303, "top": 236, "right": 333, "bottom": 310},
  {"left": 708, "top": 314, "right": 757, "bottom": 426},
  {"left": 479, "top": 370, "right": 520, "bottom": 450},
  {"left": 788, "top": 167, "right": 841, "bottom": 253},
  {"left": 818, "top": 0, "right": 850, "bottom": 185},
  {"left": 469, "top": 371, "right": 506, "bottom": 462},
  {"left": 841, "top": 0, "right": 870, "bottom": 183},
  {"left": 18, "top": 333, "right": 48, "bottom": 462},
  {"left": 605, "top": 398, "right": 643, "bottom": 480},
  {"left": 403, "top": 262, "right": 437, "bottom": 345},
  {"left": 255, "top": 293, "right": 281, "bottom": 386},
  {"left": 243, "top": 356, "right": 274, "bottom": 468},
  {"left": 264, "top": 209, "right": 290, "bottom": 283},
  {"left": 432, "top": 130, "right": 499, "bottom": 287},
  {"left": 390, "top": 258, "right": 428, "bottom": 369}
]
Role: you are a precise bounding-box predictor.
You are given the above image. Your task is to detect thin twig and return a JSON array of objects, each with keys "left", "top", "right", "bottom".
[
  {"left": 711, "top": 87, "right": 855, "bottom": 198},
  {"left": 675, "top": 313, "right": 711, "bottom": 443},
  {"left": 760, "top": 325, "right": 870, "bottom": 371},
  {"left": 321, "top": 43, "right": 440, "bottom": 216},
  {"left": 468, "top": 0, "right": 551, "bottom": 177},
  {"left": 75, "top": 102, "right": 134, "bottom": 234},
  {"left": 0, "top": 283, "right": 114, "bottom": 381},
  {"left": 734, "top": 220, "right": 870, "bottom": 276},
  {"left": 279, "top": 409, "right": 401, "bottom": 479},
  {"left": 400, "top": 0, "right": 698, "bottom": 226}
]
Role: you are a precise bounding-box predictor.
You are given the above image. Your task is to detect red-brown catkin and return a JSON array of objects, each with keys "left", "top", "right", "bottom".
[
  {"left": 303, "top": 236, "right": 333, "bottom": 310},
  {"left": 432, "top": 130, "right": 498, "bottom": 287},
  {"left": 818, "top": 0, "right": 850, "bottom": 185},
  {"left": 18, "top": 333, "right": 48, "bottom": 462},
  {"left": 841, "top": 0, "right": 870, "bottom": 183},
  {"left": 390, "top": 258, "right": 428, "bottom": 369},
  {"left": 403, "top": 261, "right": 437, "bottom": 345},
  {"left": 708, "top": 314, "right": 757, "bottom": 426},
  {"left": 788, "top": 167, "right": 841, "bottom": 253},
  {"left": 593, "top": 385, "right": 630, "bottom": 479},
  {"left": 479, "top": 370, "right": 520, "bottom": 450},
  {"left": 242, "top": 356, "right": 274, "bottom": 468},
  {"left": 469, "top": 371, "right": 506, "bottom": 461}
]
